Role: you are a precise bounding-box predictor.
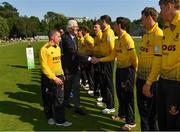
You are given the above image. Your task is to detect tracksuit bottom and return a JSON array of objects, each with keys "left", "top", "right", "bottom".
[
  {"left": 136, "top": 78, "right": 158, "bottom": 131},
  {"left": 101, "top": 61, "right": 115, "bottom": 109},
  {"left": 158, "top": 78, "right": 180, "bottom": 131},
  {"left": 93, "top": 62, "right": 102, "bottom": 97},
  {"left": 116, "top": 66, "right": 135, "bottom": 124},
  {"left": 41, "top": 73, "right": 65, "bottom": 123}
]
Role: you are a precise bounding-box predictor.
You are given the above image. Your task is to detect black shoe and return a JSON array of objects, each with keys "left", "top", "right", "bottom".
[
  {"left": 64, "top": 103, "right": 73, "bottom": 108},
  {"left": 74, "top": 108, "right": 86, "bottom": 115}
]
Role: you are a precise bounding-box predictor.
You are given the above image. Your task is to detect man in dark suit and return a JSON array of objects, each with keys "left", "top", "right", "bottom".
[{"left": 61, "top": 19, "right": 91, "bottom": 115}]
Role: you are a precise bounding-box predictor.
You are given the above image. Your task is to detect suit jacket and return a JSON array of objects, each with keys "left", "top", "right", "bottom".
[{"left": 62, "top": 32, "right": 89, "bottom": 75}]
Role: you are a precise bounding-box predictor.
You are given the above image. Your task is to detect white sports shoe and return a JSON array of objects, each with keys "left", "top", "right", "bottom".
[
  {"left": 56, "top": 121, "right": 72, "bottom": 127},
  {"left": 97, "top": 101, "right": 105, "bottom": 107},
  {"left": 48, "top": 118, "right": 55, "bottom": 125},
  {"left": 102, "top": 108, "right": 115, "bottom": 114},
  {"left": 97, "top": 96, "right": 103, "bottom": 102},
  {"left": 121, "top": 123, "right": 136, "bottom": 131},
  {"left": 84, "top": 84, "right": 89, "bottom": 90},
  {"left": 88, "top": 90, "right": 94, "bottom": 96}
]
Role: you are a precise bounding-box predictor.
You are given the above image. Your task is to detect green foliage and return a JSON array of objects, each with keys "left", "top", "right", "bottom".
[
  {"left": 0, "top": 16, "right": 9, "bottom": 38},
  {"left": 0, "top": 2, "right": 19, "bottom": 18},
  {"left": 78, "top": 19, "right": 95, "bottom": 36},
  {"left": 16, "top": 16, "right": 31, "bottom": 37},
  {"left": 29, "top": 16, "right": 41, "bottom": 36},
  {"left": 44, "top": 11, "right": 67, "bottom": 31},
  {"left": 0, "top": 2, "right": 19, "bottom": 37},
  {"left": 131, "top": 19, "right": 144, "bottom": 36},
  {"left": 39, "top": 20, "right": 48, "bottom": 35}
]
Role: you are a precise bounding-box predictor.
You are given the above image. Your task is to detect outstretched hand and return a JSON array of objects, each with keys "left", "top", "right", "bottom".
[{"left": 91, "top": 57, "right": 100, "bottom": 64}]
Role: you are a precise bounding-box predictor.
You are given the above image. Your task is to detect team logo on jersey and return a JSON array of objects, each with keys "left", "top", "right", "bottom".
[
  {"left": 126, "top": 44, "right": 129, "bottom": 49},
  {"left": 140, "top": 46, "right": 149, "bottom": 52},
  {"left": 162, "top": 44, "right": 176, "bottom": 51},
  {"left": 146, "top": 40, "right": 150, "bottom": 45},
  {"left": 169, "top": 106, "right": 179, "bottom": 116},
  {"left": 53, "top": 56, "right": 60, "bottom": 61},
  {"left": 107, "top": 37, "right": 111, "bottom": 42},
  {"left": 154, "top": 45, "right": 160, "bottom": 54}
]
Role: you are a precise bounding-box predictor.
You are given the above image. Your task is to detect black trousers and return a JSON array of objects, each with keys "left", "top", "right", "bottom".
[
  {"left": 136, "top": 78, "right": 158, "bottom": 131},
  {"left": 41, "top": 74, "right": 65, "bottom": 123},
  {"left": 101, "top": 61, "right": 114, "bottom": 109},
  {"left": 80, "top": 62, "right": 88, "bottom": 85},
  {"left": 64, "top": 71, "right": 81, "bottom": 109},
  {"left": 93, "top": 62, "right": 103, "bottom": 96},
  {"left": 84, "top": 62, "right": 94, "bottom": 90},
  {"left": 116, "top": 66, "right": 135, "bottom": 124},
  {"left": 158, "top": 78, "right": 180, "bottom": 131}
]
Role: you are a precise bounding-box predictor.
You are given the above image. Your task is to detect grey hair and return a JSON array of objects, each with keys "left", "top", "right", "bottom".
[{"left": 66, "top": 19, "right": 78, "bottom": 30}]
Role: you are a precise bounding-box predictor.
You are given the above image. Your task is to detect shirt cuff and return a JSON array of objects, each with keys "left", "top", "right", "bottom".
[{"left": 88, "top": 56, "right": 92, "bottom": 61}]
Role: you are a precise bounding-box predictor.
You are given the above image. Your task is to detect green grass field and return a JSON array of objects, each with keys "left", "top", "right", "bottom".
[{"left": 0, "top": 40, "right": 141, "bottom": 131}]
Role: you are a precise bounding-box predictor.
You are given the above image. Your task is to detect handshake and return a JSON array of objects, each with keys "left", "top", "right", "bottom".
[{"left": 90, "top": 57, "right": 100, "bottom": 64}]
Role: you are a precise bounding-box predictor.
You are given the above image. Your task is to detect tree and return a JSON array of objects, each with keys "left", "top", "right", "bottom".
[
  {"left": 78, "top": 19, "right": 94, "bottom": 36},
  {"left": 130, "top": 19, "right": 144, "bottom": 36},
  {"left": 14, "top": 16, "right": 41, "bottom": 38},
  {"left": 29, "top": 16, "right": 41, "bottom": 37},
  {"left": 0, "top": 2, "right": 19, "bottom": 18},
  {"left": 39, "top": 20, "right": 48, "bottom": 35},
  {"left": 44, "top": 11, "right": 67, "bottom": 31},
  {"left": 0, "top": 16, "right": 9, "bottom": 39},
  {"left": 0, "top": 2, "right": 19, "bottom": 37}
]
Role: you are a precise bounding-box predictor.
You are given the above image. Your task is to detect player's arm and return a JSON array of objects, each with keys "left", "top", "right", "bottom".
[
  {"left": 40, "top": 47, "right": 57, "bottom": 80},
  {"left": 100, "top": 48, "right": 116, "bottom": 62},
  {"left": 146, "top": 35, "right": 162, "bottom": 85},
  {"left": 107, "top": 31, "right": 115, "bottom": 51},
  {"left": 143, "top": 35, "right": 162, "bottom": 97},
  {"left": 126, "top": 37, "right": 138, "bottom": 71}
]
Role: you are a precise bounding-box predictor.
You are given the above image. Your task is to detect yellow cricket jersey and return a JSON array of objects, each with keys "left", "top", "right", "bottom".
[
  {"left": 77, "top": 37, "right": 86, "bottom": 54},
  {"left": 100, "top": 31, "right": 138, "bottom": 70},
  {"left": 137, "top": 23, "right": 163, "bottom": 85},
  {"left": 100, "top": 25, "right": 115, "bottom": 56},
  {"left": 93, "top": 30, "right": 102, "bottom": 57},
  {"left": 83, "top": 33, "right": 94, "bottom": 54},
  {"left": 161, "top": 12, "right": 180, "bottom": 81},
  {"left": 39, "top": 42, "right": 64, "bottom": 80}
]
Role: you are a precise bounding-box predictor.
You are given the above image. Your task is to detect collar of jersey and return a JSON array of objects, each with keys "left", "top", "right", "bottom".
[
  {"left": 171, "top": 11, "right": 180, "bottom": 26},
  {"left": 119, "top": 31, "right": 126, "bottom": 39},
  {"left": 103, "top": 25, "right": 110, "bottom": 32},
  {"left": 96, "top": 30, "right": 102, "bottom": 38},
  {"left": 164, "top": 12, "right": 180, "bottom": 27},
  {"left": 148, "top": 22, "right": 158, "bottom": 34},
  {"left": 49, "top": 42, "right": 57, "bottom": 48},
  {"left": 84, "top": 33, "right": 89, "bottom": 39}
]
